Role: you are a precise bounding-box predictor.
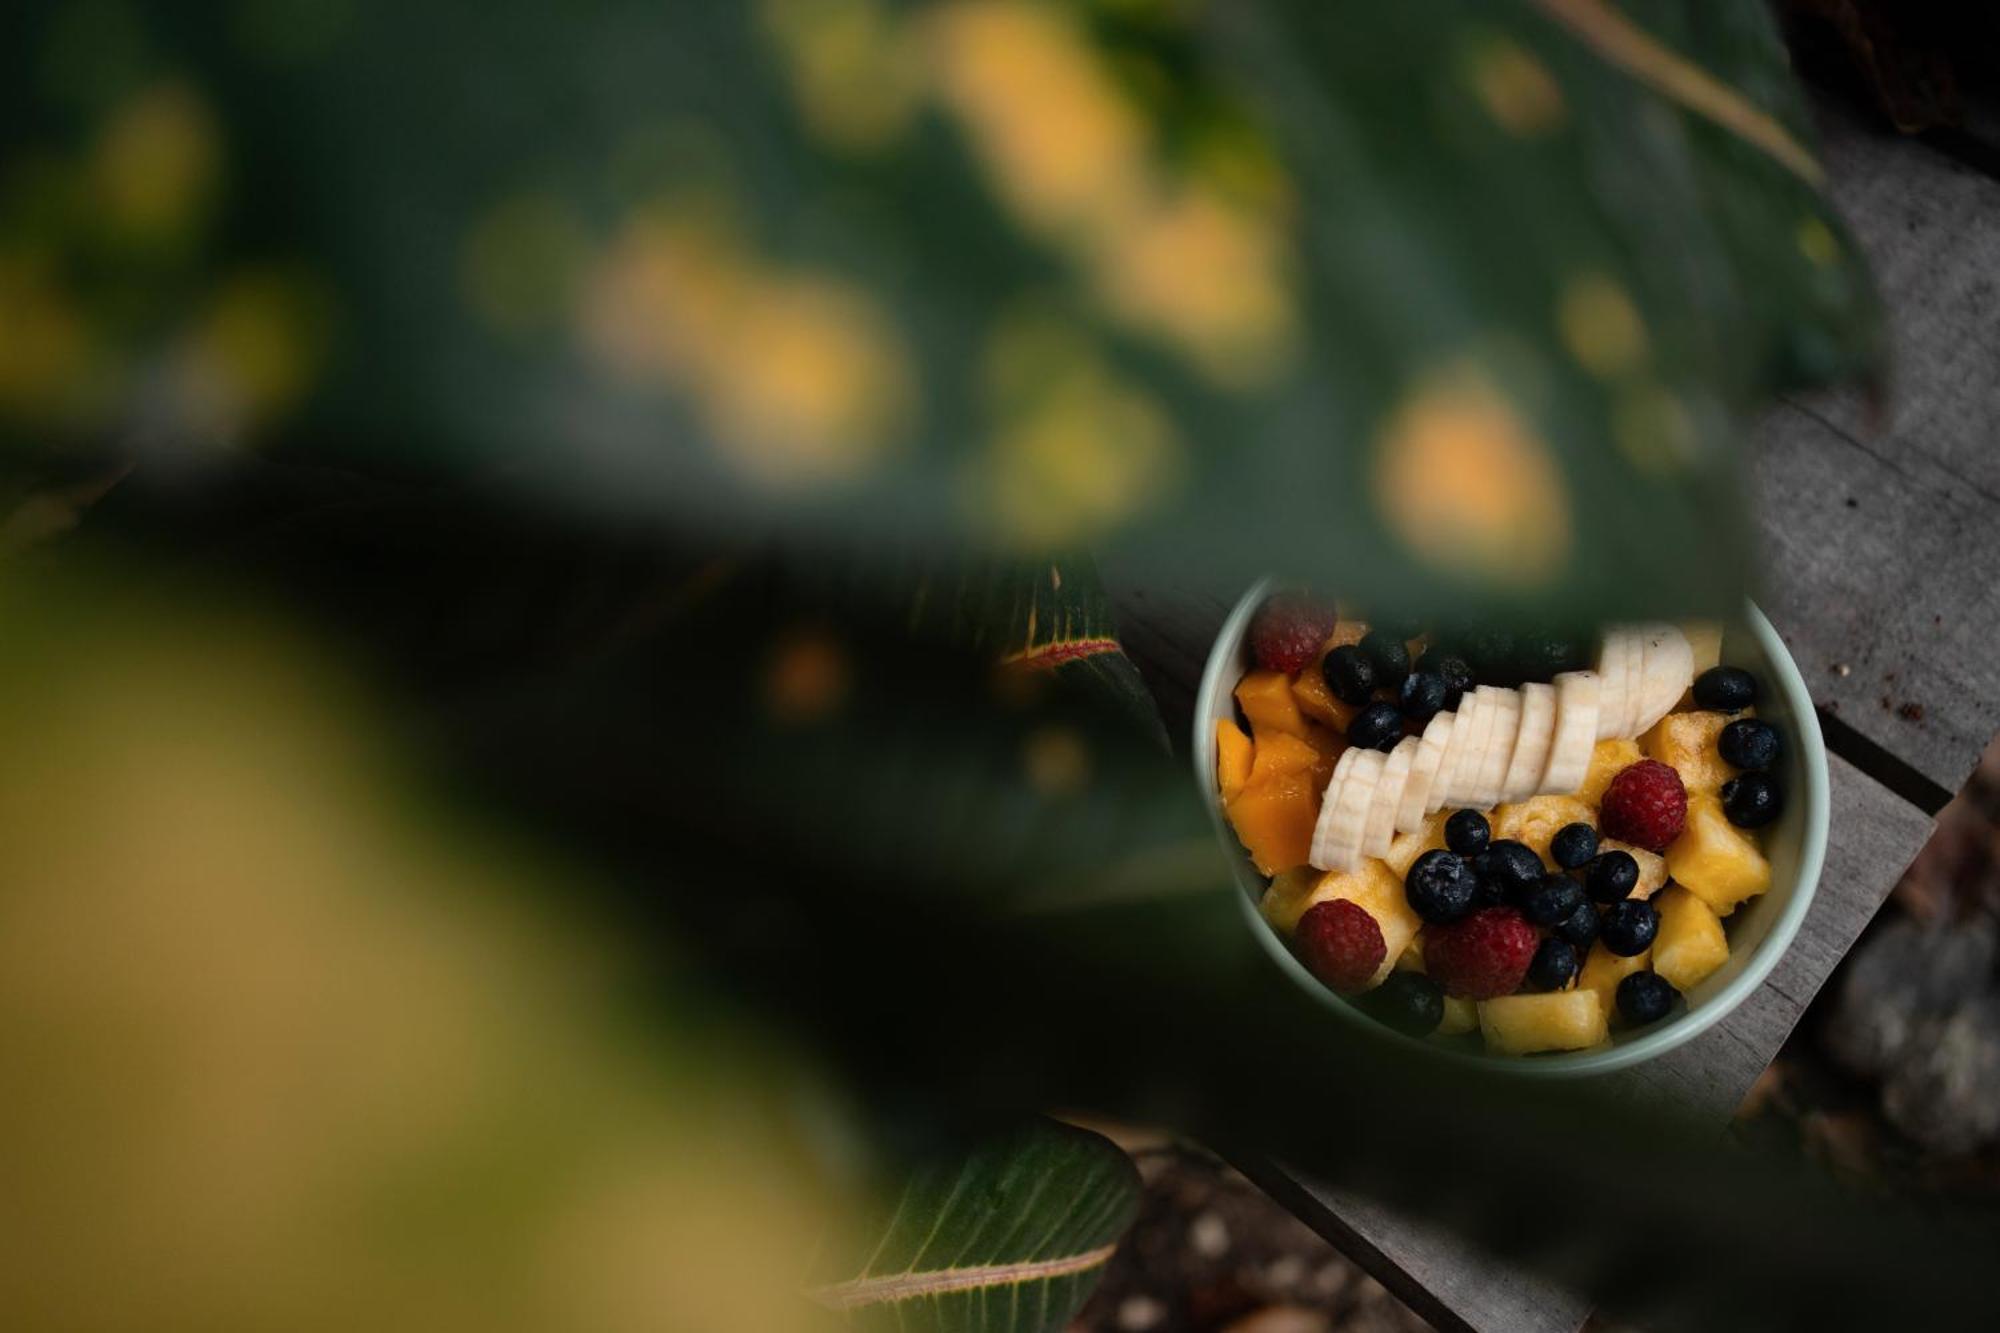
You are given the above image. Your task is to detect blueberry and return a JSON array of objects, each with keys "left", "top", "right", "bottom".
[
  {"left": 1405, "top": 849, "right": 1479, "bottom": 924},
  {"left": 1527, "top": 937, "right": 1579, "bottom": 992},
  {"left": 1549, "top": 822, "right": 1598, "bottom": 869},
  {"left": 1693, "top": 666, "right": 1758, "bottom": 712},
  {"left": 1516, "top": 633, "right": 1588, "bottom": 684},
  {"left": 1359, "top": 630, "right": 1411, "bottom": 688},
  {"left": 1554, "top": 899, "right": 1600, "bottom": 950},
  {"left": 1718, "top": 718, "right": 1781, "bottom": 771},
  {"left": 1322, "top": 644, "right": 1376, "bottom": 705},
  {"left": 1600, "top": 899, "right": 1660, "bottom": 956},
  {"left": 1416, "top": 650, "right": 1474, "bottom": 711},
  {"left": 1347, "top": 702, "right": 1405, "bottom": 752},
  {"left": 1400, "top": 671, "right": 1447, "bottom": 724},
  {"left": 1367, "top": 971, "right": 1444, "bottom": 1037},
  {"left": 1721, "top": 772, "right": 1783, "bottom": 828},
  {"left": 1475, "top": 839, "right": 1543, "bottom": 898},
  {"left": 1465, "top": 629, "right": 1522, "bottom": 687},
  {"left": 1520, "top": 873, "right": 1585, "bottom": 926},
  {"left": 1616, "top": 971, "right": 1681, "bottom": 1026},
  {"left": 1445, "top": 809, "right": 1491, "bottom": 857},
  {"left": 1585, "top": 850, "right": 1639, "bottom": 904},
  {"left": 1471, "top": 876, "right": 1507, "bottom": 910}
]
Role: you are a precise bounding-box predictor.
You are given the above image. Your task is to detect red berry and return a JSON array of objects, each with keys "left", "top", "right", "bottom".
[
  {"left": 1425, "top": 906, "right": 1537, "bottom": 999},
  {"left": 1250, "top": 593, "right": 1340, "bottom": 674},
  {"left": 1295, "top": 899, "right": 1386, "bottom": 994},
  {"left": 1600, "top": 759, "right": 1688, "bottom": 851}
]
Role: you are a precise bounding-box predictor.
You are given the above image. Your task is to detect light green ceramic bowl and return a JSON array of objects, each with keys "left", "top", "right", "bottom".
[{"left": 1194, "top": 580, "right": 1828, "bottom": 1076}]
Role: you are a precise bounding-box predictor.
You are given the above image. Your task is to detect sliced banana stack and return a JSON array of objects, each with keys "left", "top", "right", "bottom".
[
  {"left": 1539, "top": 670, "right": 1600, "bottom": 793},
  {"left": 1362, "top": 736, "right": 1417, "bottom": 858},
  {"left": 1398, "top": 711, "right": 1456, "bottom": 829},
  {"left": 1310, "top": 746, "right": 1380, "bottom": 872},
  {"left": 1470, "top": 685, "right": 1519, "bottom": 809},
  {"left": 1629, "top": 622, "right": 1693, "bottom": 736},
  {"left": 1501, "top": 681, "right": 1556, "bottom": 803}
]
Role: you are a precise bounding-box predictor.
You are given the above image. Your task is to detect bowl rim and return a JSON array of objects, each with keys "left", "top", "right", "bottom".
[{"left": 1193, "top": 578, "right": 1828, "bottom": 1077}]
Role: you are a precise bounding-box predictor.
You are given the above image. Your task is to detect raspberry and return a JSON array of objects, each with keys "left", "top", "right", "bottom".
[
  {"left": 1295, "top": 899, "right": 1386, "bottom": 994},
  {"left": 1249, "top": 592, "right": 1339, "bottom": 674},
  {"left": 1600, "top": 759, "right": 1688, "bottom": 851},
  {"left": 1424, "top": 906, "right": 1537, "bottom": 999}
]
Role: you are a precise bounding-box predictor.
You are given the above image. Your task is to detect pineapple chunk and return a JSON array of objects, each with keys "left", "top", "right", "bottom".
[
  {"left": 1384, "top": 812, "right": 1449, "bottom": 878},
  {"left": 1652, "top": 885, "right": 1730, "bottom": 991},
  {"left": 1578, "top": 942, "right": 1651, "bottom": 1018},
  {"left": 1598, "top": 837, "right": 1667, "bottom": 900},
  {"left": 1437, "top": 994, "right": 1479, "bottom": 1036},
  {"left": 1292, "top": 666, "right": 1359, "bottom": 730},
  {"left": 1394, "top": 934, "right": 1425, "bottom": 973},
  {"left": 1640, "top": 709, "right": 1739, "bottom": 797},
  {"left": 1666, "top": 796, "right": 1771, "bottom": 915},
  {"left": 1236, "top": 670, "right": 1308, "bottom": 738},
  {"left": 1260, "top": 859, "right": 1417, "bottom": 990},
  {"left": 1216, "top": 719, "right": 1253, "bottom": 802},
  {"left": 1478, "top": 990, "right": 1608, "bottom": 1055},
  {"left": 1577, "top": 738, "right": 1643, "bottom": 806},
  {"left": 1680, "top": 621, "right": 1724, "bottom": 677},
  {"left": 1492, "top": 795, "right": 1595, "bottom": 863},
  {"left": 1259, "top": 867, "right": 1323, "bottom": 933}
]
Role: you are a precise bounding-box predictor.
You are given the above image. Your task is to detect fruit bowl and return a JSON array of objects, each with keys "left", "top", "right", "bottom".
[{"left": 1194, "top": 579, "right": 1828, "bottom": 1076}]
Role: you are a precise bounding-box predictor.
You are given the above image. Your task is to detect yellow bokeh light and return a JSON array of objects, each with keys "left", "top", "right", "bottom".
[
  {"left": 1557, "top": 272, "right": 1647, "bottom": 379},
  {"left": 1465, "top": 35, "right": 1568, "bottom": 137},
  {"left": 759, "top": 0, "right": 924, "bottom": 152},
  {"left": 92, "top": 81, "right": 222, "bottom": 244}
]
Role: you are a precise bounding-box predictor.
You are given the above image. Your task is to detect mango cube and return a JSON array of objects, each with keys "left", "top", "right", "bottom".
[
  {"left": 1577, "top": 738, "right": 1643, "bottom": 806},
  {"left": 1478, "top": 990, "right": 1608, "bottom": 1055},
  {"left": 1652, "top": 885, "right": 1730, "bottom": 992},
  {"left": 1248, "top": 731, "right": 1320, "bottom": 786},
  {"left": 1437, "top": 994, "right": 1479, "bottom": 1036},
  {"left": 1578, "top": 942, "right": 1651, "bottom": 1018},
  {"left": 1666, "top": 796, "right": 1770, "bottom": 915},
  {"left": 1216, "top": 719, "right": 1253, "bottom": 802},
  {"left": 1640, "top": 709, "right": 1739, "bottom": 796},
  {"left": 1598, "top": 837, "right": 1667, "bottom": 900},
  {"left": 1292, "top": 666, "right": 1359, "bottom": 731},
  {"left": 1384, "top": 812, "right": 1449, "bottom": 878},
  {"left": 1492, "top": 795, "right": 1595, "bottom": 863},
  {"left": 1237, "top": 670, "right": 1308, "bottom": 738},
  {"left": 1228, "top": 774, "right": 1318, "bottom": 876}
]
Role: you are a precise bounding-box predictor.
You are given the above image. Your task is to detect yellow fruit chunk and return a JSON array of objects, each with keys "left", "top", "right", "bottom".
[
  {"left": 1322, "top": 619, "right": 1369, "bottom": 653},
  {"left": 1652, "top": 885, "right": 1729, "bottom": 992},
  {"left": 1681, "top": 620, "right": 1724, "bottom": 677},
  {"left": 1260, "top": 859, "right": 1416, "bottom": 990},
  {"left": 1478, "top": 990, "right": 1608, "bottom": 1055},
  {"left": 1437, "top": 994, "right": 1478, "bottom": 1036},
  {"left": 1395, "top": 933, "right": 1425, "bottom": 973},
  {"left": 1577, "top": 737, "right": 1642, "bottom": 806},
  {"left": 1227, "top": 773, "right": 1317, "bottom": 876},
  {"left": 1237, "top": 669, "right": 1308, "bottom": 738},
  {"left": 1292, "top": 664, "right": 1359, "bottom": 730},
  {"left": 1384, "top": 812, "right": 1448, "bottom": 878},
  {"left": 1259, "top": 867, "right": 1322, "bottom": 933},
  {"left": 1640, "top": 709, "right": 1739, "bottom": 797},
  {"left": 1598, "top": 837, "right": 1667, "bottom": 899},
  {"left": 1492, "top": 794, "right": 1594, "bottom": 862},
  {"left": 1248, "top": 730, "right": 1319, "bottom": 786},
  {"left": 1666, "top": 796, "right": 1770, "bottom": 915},
  {"left": 1578, "top": 942, "right": 1650, "bottom": 1017},
  {"left": 1216, "top": 719, "right": 1253, "bottom": 802}
]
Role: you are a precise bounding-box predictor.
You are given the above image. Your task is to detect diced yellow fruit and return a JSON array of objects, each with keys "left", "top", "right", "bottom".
[
  {"left": 1259, "top": 867, "right": 1323, "bottom": 933},
  {"left": 1577, "top": 738, "right": 1643, "bottom": 807},
  {"left": 1291, "top": 665, "right": 1360, "bottom": 730},
  {"left": 1216, "top": 719, "right": 1253, "bottom": 802},
  {"left": 1478, "top": 990, "right": 1608, "bottom": 1055},
  {"left": 1640, "top": 709, "right": 1739, "bottom": 797},
  {"left": 1681, "top": 621, "right": 1724, "bottom": 677},
  {"left": 1492, "top": 795, "right": 1595, "bottom": 862},
  {"left": 1652, "top": 885, "right": 1730, "bottom": 992},
  {"left": 1321, "top": 619, "right": 1369, "bottom": 653},
  {"left": 1228, "top": 772, "right": 1319, "bottom": 876},
  {"left": 1395, "top": 933, "right": 1425, "bottom": 973},
  {"left": 1237, "top": 670, "right": 1308, "bottom": 738},
  {"left": 1437, "top": 994, "right": 1478, "bottom": 1036},
  {"left": 1384, "top": 812, "right": 1449, "bottom": 878},
  {"left": 1666, "top": 796, "right": 1771, "bottom": 915},
  {"left": 1578, "top": 942, "right": 1650, "bottom": 1018},
  {"left": 1260, "top": 859, "right": 1416, "bottom": 990},
  {"left": 1598, "top": 837, "right": 1667, "bottom": 899},
  {"left": 1248, "top": 731, "right": 1320, "bottom": 786}
]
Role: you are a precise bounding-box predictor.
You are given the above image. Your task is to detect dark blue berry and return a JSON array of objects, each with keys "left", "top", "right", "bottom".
[
  {"left": 1601, "top": 899, "right": 1660, "bottom": 956},
  {"left": 1367, "top": 971, "right": 1444, "bottom": 1036},
  {"left": 1405, "top": 849, "right": 1479, "bottom": 924},
  {"left": 1549, "top": 823, "right": 1598, "bottom": 869},
  {"left": 1554, "top": 899, "right": 1600, "bottom": 950},
  {"left": 1585, "top": 851, "right": 1639, "bottom": 904},
  {"left": 1693, "top": 666, "right": 1758, "bottom": 712},
  {"left": 1400, "top": 671, "right": 1447, "bottom": 724},
  {"left": 1471, "top": 876, "right": 1507, "bottom": 910},
  {"left": 1721, "top": 772, "right": 1783, "bottom": 828},
  {"left": 1347, "top": 702, "right": 1404, "bottom": 752},
  {"left": 1417, "top": 650, "right": 1474, "bottom": 711},
  {"left": 1616, "top": 971, "right": 1680, "bottom": 1026},
  {"left": 1520, "top": 873, "right": 1585, "bottom": 926},
  {"left": 1516, "top": 634, "right": 1588, "bottom": 684},
  {"left": 1718, "top": 718, "right": 1781, "bottom": 771},
  {"left": 1466, "top": 629, "right": 1522, "bottom": 687},
  {"left": 1475, "top": 839, "right": 1543, "bottom": 898},
  {"left": 1322, "top": 644, "right": 1376, "bottom": 704},
  {"left": 1445, "top": 809, "right": 1491, "bottom": 857},
  {"left": 1359, "top": 630, "right": 1411, "bottom": 687},
  {"left": 1527, "top": 937, "right": 1579, "bottom": 991}
]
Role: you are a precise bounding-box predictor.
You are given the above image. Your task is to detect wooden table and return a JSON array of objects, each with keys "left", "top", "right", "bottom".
[{"left": 1107, "top": 88, "right": 2000, "bottom": 1333}]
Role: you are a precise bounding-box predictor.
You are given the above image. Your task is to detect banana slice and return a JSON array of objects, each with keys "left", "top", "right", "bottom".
[
  {"left": 1363, "top": 736, "right": 1418, "bottom": 858},
  {"left": 1402, "top": 711, "right": 1457, "bottom": 827},
  {"left": 1310, "top": 746, "right": 1382, "bottom": 872},
  {"left": 1629, "top": 622, "right": 1693, "bottom": 736},
  {"left": 1540, "top": 670, "right": 1601, "bottom": 794},
  {"left": 1436, "top": 692, "right": 1486, "bottom": 809},
  {"left": 1501, "top": 682, "right": 1557, "bottom": 803},
  {"left": 1620, "top": 628, "right": 1646, "bottom": 738},
  {"left": 1594, "top": 630, "right": 1632, "bottom": 739},
  {"left": 1472, "top": 686, "right": 1520, "bottom": 809}
]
